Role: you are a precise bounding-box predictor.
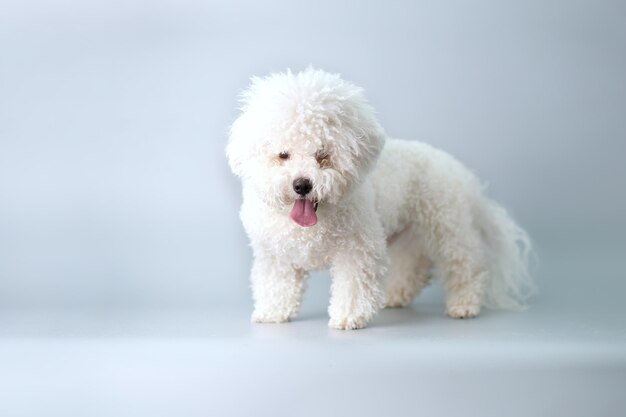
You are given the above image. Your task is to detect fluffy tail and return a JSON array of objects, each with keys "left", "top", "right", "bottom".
[{"left": 476, "top": 199, "right": 536, "bottom": 310}]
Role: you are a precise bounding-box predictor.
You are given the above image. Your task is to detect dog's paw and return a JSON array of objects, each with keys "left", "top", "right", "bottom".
[
  {"left": 251, "top": 309, "right": 291, "bottom": 324},
  {"left": 384, "top": 290, "right": 413, "bottom": 308},
  {"left": 328, "top": 315, "right": 368, "bottom": 330},
  {"left": 446, "top": 303, "right": 481, "bottom": 319}
]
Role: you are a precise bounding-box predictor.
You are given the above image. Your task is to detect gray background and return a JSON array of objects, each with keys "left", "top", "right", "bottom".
[
  {"left": 1, "top": 0, "right": 625, "bottom": 311},
  {"left": 1, "top": 1, "right": 625, "bottom": 416}
]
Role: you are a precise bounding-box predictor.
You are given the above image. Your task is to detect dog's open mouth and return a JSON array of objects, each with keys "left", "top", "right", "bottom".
[{"left": 290, "top": 198, "right": 318, "bottom": 227}]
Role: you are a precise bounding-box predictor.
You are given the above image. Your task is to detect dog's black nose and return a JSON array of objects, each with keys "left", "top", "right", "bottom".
[{"left": 293, "top": 177, "right": 312, "bottom": 196}]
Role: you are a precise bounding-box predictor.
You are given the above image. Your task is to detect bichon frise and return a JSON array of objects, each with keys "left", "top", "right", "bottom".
[{"left": 226, "top": 68, "right": 534, "bottom": 330}]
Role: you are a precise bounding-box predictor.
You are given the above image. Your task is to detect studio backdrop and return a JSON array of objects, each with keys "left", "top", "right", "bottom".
[{"left": 1, "top": 0, "right": 624, "bottom": 312}]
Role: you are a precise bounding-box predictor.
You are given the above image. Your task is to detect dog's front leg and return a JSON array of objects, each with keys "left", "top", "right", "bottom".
[
  {"left": 328, "top": 244, "right": 388, "bottom": 330},
  {"left": 250, "top": 252, "right": 307, "bottom": 323}
]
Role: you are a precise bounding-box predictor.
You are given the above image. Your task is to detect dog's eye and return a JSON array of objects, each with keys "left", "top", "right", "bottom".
[
  {"left": 278, "top": 152, "right": 290, "bottom": 160},
  {"left": 315, "top": 150, "right": 330, "bottom": 167}
]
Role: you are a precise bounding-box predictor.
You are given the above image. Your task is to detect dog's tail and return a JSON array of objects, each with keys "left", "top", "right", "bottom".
[{"left": 475, "top": 198, "right": 536, "bottom": 310}]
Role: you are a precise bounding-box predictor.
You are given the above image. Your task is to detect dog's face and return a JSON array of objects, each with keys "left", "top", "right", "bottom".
[{"left": 226, "top": 69, "right": 385, "bottom": 227}]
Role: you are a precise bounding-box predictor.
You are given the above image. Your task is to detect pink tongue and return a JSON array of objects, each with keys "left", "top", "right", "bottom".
[{"left": 290, "top": 199, "right": 317, "bottom": 227}]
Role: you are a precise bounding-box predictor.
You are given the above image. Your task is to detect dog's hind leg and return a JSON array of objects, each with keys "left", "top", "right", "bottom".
[
  {"left": 384, "top": 228, "right": 433, "bottom": 308},
  {"left": 418, "top": 192, "right": 487, "bottom": 319}
]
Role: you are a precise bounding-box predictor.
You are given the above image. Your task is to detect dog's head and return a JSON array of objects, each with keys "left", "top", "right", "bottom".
[{"left": 226, "top": 68, "right": 385, "bottom": 227}]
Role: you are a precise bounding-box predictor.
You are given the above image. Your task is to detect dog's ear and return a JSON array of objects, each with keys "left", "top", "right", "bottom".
[
  {"left": 337, "top": 92, "right": 386, "bottom": 177},
  {"left": 226, "top": 77, "right": 264, "bottom": 178},
  {"left": 353, "top": 111, "right": 386, "bottom": 174},
  {"left": 225, "top": 114, "right": 249, "bottom": 178}
]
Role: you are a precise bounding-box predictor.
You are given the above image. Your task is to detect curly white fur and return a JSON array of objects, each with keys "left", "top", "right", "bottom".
[{"left": 226, "top": 68, "right": 534, "bottom": 330}]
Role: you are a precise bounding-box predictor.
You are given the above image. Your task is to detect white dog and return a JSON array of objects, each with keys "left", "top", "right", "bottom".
[{"left": 226, "top": 68, "right": 534, "bottom": 330}]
